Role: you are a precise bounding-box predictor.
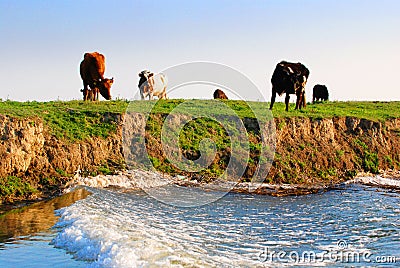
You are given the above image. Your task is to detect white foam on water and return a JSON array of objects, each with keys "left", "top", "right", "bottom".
[
  {"left": 65, "top": 169, "right": 173, "bottom": 191},
  {"left": 65, "top": 170, "right": 232, "bottom": 207},
  {"left": 52, "top": 187, "right": 263, "bottom": 267},
  {"left": 51, "top": 171, "right": 400, "bottom": 267},
  {"left": 52, "top": 206, "right": 145, "bottom": 267},
  {"left": 352, "top": 175, "right": 400, "bottom": 188},
  {"left": 52, "top": 197, "right": 211, "bottom": 267}
]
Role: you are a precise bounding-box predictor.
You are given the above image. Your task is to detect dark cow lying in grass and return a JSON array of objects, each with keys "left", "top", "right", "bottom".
[
  {"left": 80, "top": 52, "right": 113, "bottom": 101},
  {"left": 213, "top": 89, "right": 228, "bottom": 99},
  {"left": 270, "top": 61, "right": 310, "bottom": 111},
  {"left": 313, "top": 84, "right": 329, "bottom": 103}
]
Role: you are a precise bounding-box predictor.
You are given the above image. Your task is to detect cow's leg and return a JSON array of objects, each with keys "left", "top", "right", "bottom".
[
  {"left": 269, "top": 89, "right": 276, "bottom": 110},
  {"left": 81, "top": 89, "right": 86, "bottom": 101},
  {"left": 285, "top": 94, "right": 290, "bottom": 111},
  {"left": 81, "top": 89, "right": 88, "bottom": 101},
  {"left": 295, "top": 91, "right": 300, "bottom": 110},
  {"left": 161, "top": 89, "right": 168, "bottom": 100},
  {"left": 82, "top": 82, "right": 88, "bottom": 101},
  {"left": 88, "top": 90, "right": 93, "bottom": 101},
  {"left": 302, "top": 92, "right": 306, "bottom": 108},
  {"left": 295, "top": 90, "right": 304, "bottom": 110},
  {"left": 95, "top": 88, "right": 99, "bottom": 101},
  {"left": 141, "top": 85, "right": 148, "bottom": 100}
]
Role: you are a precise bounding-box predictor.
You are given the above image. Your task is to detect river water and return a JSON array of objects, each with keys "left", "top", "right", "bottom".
[{"left": 0, "top": 177, "right": 399, "bottom": 267}]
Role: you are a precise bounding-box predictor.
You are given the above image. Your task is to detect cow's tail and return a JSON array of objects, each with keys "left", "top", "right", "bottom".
[
  {"left": 159, "top": 73, "right": 168, "bottom": 99},
  {"left": 159, "top": 73, "right": 168, "bottom": 86}
]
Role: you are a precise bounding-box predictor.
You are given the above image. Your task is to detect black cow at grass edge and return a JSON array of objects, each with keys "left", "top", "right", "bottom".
[{"left": 313, "top": 84, "right": 329, "bottom": 103}]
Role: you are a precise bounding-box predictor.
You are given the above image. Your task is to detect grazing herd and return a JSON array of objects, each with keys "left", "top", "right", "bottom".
[{"left": 79, "top": 52, "right": 329, "bottom": 110}]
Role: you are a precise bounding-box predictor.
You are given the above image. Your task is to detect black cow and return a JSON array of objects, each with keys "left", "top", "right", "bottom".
[
  {"left": 313, "top": 84, "right": 329, "bottom": 103},
  {"left": 269, "top": 61, "right": 310, "bottom": 111}
]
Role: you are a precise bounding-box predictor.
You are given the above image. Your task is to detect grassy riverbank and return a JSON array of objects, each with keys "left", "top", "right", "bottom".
[
  {"left": 1, "top": 100, "right": 400, "bottom": 204},
  {"left": 1, "top": 100, "right": 399, "bottom": 141}
]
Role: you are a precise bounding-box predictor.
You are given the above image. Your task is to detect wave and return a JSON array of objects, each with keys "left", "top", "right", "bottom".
[
  {"left": 64, "top": 170, "right": 170, "bottom": 191},
  {"left": 51, "top": 175, "right": 400, "bottom": 267},
  {"left": 350, "top": 175, "right": 400, "bottom": 189},
  {"left": 51, "top": 188, "right": 261, "bottom": 267}
]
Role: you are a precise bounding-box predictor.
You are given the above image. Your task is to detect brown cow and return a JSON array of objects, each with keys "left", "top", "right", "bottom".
[
  {"left": 80, "top": 52, "right": 113, "bottom": 100},
  {"left": 213, "top": 89, "right": 228, "bottom": 99}
]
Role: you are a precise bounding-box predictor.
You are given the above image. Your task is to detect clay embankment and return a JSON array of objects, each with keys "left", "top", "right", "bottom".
[{"left": 1, "top": 113, "right": 399, "bottom": 203}]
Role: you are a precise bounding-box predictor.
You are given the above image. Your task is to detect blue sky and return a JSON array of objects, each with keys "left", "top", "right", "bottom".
[{"left": 1, "top": 0, "right": 399, "bottom": 101}]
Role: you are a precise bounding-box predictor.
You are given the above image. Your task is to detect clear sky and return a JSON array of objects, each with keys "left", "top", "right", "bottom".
[{"left": 1, "top": 0, "right": 399, "bottom": 102}]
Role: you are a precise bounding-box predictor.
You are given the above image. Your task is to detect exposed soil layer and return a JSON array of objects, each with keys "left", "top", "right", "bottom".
[{"left": 1, "top": 113, "right": 399, "bottom": 204}]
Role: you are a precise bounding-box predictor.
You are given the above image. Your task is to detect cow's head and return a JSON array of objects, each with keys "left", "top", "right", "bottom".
[
  {"left": 138, "top": 70, "right": 155, "bottom": 88},
  {"left": 139, "top": 70, "right": 152, "bottom": 79},
  {"left": 95, "top": 77, "right": 113, "bottom": 100}
]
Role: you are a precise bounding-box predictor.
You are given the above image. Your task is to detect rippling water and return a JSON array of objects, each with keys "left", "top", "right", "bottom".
[
  {"left": 1, "top": 182, "right": 399, "bottom": 267},
  {"left": 0, "top": 189, "right": 90, "bottom": 267}
]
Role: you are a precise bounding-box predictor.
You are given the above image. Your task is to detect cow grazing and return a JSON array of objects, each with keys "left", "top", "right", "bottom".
[
  {"left": 213, "top": 89, "right": 228, "bottom": 99},
  {"left": 269, "top": 61, "right": 310, "bottom": 111},
  {"left": 80, "top": 52, "right": 114, "bottom": 101},
  {"left": 313, "top": 84, "right": 329, "bottom": 103},
  {"left": 138, "top": 70, "right": 167, "bottom": 100}
]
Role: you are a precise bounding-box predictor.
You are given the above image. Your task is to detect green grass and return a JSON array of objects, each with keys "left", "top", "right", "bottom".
[
  {"left": 0, "top": 100, "right": 128, "bottom": 141},
  {"left": 270, "top": 101, "right": 400, "bottom": 121},
  {"left": 1, "top": 100, "right": 399, "bottom": 141},
  {"left": 126, "top": 99, "right": 400, "bottom": 121},
  {"left": 0, "top": 176, "right": 37, "bottom": 199}
]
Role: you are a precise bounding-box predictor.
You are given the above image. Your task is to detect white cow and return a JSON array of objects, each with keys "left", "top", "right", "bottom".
[{"left": 138, "top": 70, "right": 168, "bottom": 100}]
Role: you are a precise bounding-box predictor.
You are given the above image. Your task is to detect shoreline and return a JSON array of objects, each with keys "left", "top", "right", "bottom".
[
  {"left": 3, "top": 169, "right": 400, "bottom": 210},
  {"left": 2, "top": 169, "right": 400, "bottom": 214},
  {"left": 60, "top": 168, "right": 400, "bottom": 197},
  {"left": 1, "top": 108, "right": 400, "bottom": 210}
]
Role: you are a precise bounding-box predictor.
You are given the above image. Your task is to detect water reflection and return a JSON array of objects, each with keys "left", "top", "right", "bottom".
[{"left": 0, "top": 188, "right": 90, "bottom": 247}]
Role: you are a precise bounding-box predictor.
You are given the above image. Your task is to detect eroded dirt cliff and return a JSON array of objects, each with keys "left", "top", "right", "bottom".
[
  {"left": 270, "top": 117, "right": 400, "bottom": 185},
  {"left": 1, "top": 113, "right": 399, "bottom": 203},
  {"left": 0, "top": 115, "right": 124, "bottom": 179},
  {"left": 0, "top": 114, "right": 124, "bottom": 203}
]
